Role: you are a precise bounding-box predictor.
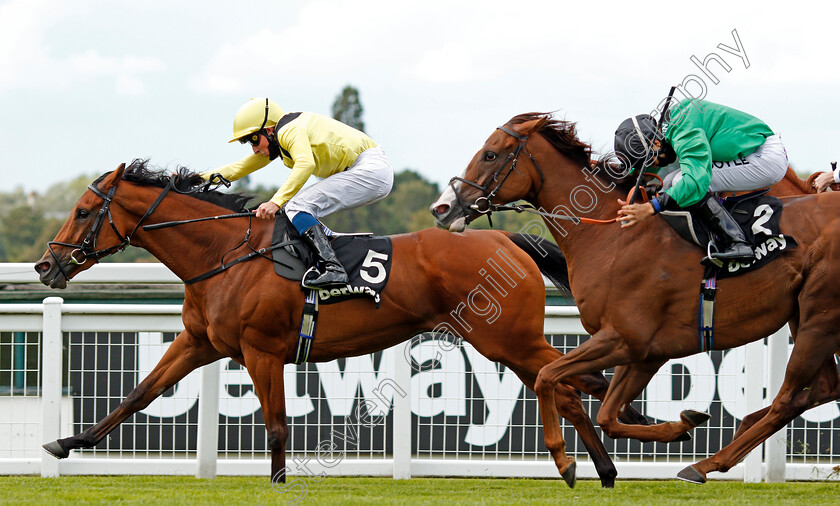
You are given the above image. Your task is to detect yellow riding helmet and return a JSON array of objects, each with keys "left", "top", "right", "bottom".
[{"left": 228, "top": 97, "right": 285, "bottom": 143}]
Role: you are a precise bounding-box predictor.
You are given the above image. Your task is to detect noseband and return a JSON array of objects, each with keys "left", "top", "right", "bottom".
[{"left": 447, "top": 125, "right": 545, "bottom": 223}]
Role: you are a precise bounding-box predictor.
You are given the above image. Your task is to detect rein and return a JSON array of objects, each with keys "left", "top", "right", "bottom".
[
  {"left": 478, "top": 184, "right": 651, "bottom": 226},
  {"left": 142, "top": 212, "right": 256, "bottom": 231}
]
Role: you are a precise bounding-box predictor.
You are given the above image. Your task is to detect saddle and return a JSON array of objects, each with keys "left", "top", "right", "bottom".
[
  {"left": 660, "top": 191, "right": 797, "bottom": 279},
  {"left": 271, "top": 212, "right": 393, "bottom": 304}
]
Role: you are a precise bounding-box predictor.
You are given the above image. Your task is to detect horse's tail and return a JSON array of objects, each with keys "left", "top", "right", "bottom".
[{"left": 508, "top": 233, "right": 571, "bottom": 296}]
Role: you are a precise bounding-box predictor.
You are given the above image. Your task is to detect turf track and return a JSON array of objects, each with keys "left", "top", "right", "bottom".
[{"left": 1, "top": 476, "right": 838, "bottom": 505}]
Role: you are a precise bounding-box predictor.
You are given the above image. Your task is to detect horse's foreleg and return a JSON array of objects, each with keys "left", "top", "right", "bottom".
[
  {"left": 595, "top": 362, "right": 710, "bottom": 443},
  {"left": 510, "top": 360, "right": 611, "bottom": 488},
  {"left": 242, "top": 346, "right": 289, "bottom": 483},
  {"left": 533, "top": 329, "right": 627, "bottom": 487},
  {"left": 531, "top": 380, "right": 577, "bottom": 488},
  {"left": 565, "top": 371, "right": 649, "bottom": 426},
  {"left": 43, "top": 330, "right": 222, "bottom": 459},
  {"left": 535, "top": 327, "right": 629, "bottom": 401}
]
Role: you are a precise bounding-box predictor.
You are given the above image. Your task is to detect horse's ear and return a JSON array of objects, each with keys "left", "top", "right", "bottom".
[
  {"left": 100, "top": 163, "right": 126, "bottom": 189},
  {"left": 512, "top": 117, "right": 547, "bottom": 137}
]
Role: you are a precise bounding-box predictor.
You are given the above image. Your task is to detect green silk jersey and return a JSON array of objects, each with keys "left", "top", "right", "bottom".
[{"left": 662, "top": 99, "right": 774, "bottom": 206}]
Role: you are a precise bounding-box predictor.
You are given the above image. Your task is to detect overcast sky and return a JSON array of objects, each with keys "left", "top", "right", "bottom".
[{"left": 2, "top": 0, "right": 838, "bottom": 196}]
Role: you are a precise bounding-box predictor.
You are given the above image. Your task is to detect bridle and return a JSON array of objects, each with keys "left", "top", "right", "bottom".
[
  {"left": 47, "top": 175, "right": 177, "bottom": 282},
  {"left": 446, "top": 124, "right": 650, "bottom": 226},
  {"left": 47, "top": 171, "right": 300, "bottom": 286},
  {"left": 447, "top": 125, "right": 545, "bottom": 224}
]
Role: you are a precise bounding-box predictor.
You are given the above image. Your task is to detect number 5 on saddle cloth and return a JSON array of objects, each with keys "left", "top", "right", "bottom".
[
  {"left": 270, "top": 211, "right": 393, "bottom": 363},
  {"left": 271, "top": 211, "right": 393, "bottom": 304}
]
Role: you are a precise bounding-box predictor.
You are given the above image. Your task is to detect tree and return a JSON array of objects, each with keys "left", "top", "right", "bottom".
[
  {"left": 0, "top": 205, "right": 50, "bottom": 262},
  {"left": 331, "top": 85, "right": 365, "bottom": 132}
]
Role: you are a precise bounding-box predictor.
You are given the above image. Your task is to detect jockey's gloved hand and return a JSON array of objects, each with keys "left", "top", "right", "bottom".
[{"left": 204, "top": 173, "right": 231, "bottom": 191}]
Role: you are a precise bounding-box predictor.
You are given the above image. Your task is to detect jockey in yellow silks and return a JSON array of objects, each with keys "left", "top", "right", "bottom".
[{"left": 202, "top": 98, "right": 394, "bottom": 288}]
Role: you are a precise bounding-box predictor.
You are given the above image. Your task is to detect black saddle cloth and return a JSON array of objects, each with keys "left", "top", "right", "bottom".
[
  {"left": 271, "top": 212, "right": 393, "bottom": 304},
  {"left": 660, "top": 192, "right": 797, "bottom": 279}
]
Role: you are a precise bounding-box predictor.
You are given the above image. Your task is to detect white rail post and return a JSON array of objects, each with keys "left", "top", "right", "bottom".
[
  {"left": 764, "top": 326, "right": 789, "bottom": 482},
  {"left": 392, "top": 342, "right": 412, "bottom": 479},
  {"left": 196, "top": 360, "right": 221, "bottom": 479},
  {"left": 742, "top": 338, "right": 765, "bottom": 483},
  {"left": 41, "top": 297, "right": 63, "bottom": 478}
]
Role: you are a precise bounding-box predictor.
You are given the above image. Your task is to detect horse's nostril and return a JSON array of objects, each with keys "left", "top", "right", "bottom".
[
  {"left": 433, "top": 204, "right": 450, "bottom": 216},
  {"left": 35, "top": 261, "right": 51, "bottom": 273}
]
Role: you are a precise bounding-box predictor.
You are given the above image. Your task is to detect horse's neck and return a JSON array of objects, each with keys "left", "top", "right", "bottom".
[
  {"left": 533, "top": 180, "right": 624, "bottom": 254},
  {"left": 127, "top": 199, "right": 266, "bottom": 284}
]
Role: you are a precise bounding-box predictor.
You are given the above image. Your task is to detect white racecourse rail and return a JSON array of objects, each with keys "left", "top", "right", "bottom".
[{"left": 0, "top": 264, "right": 838, "bottom": 483}]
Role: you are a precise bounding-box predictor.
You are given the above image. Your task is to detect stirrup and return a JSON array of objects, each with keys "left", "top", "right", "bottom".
[
  {"left": 701, "top": 241, "right": 724, "bottom": 268},
  {"left": 301, "top": 266, "right": 348, "bottom": 289}
]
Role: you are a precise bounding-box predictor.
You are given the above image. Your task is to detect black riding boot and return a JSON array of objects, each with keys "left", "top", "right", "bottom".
[
  {"left": 301, "top": 226, "right": 349, "bottom": 288},
  {"left": 697, "top": 196, "right": 755, "bottom": 261}
]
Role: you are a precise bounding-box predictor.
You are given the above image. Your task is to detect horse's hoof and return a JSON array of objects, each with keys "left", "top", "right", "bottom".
[
  {"left": 42, "top": 440, "right": 68, "bottom": 459},
  {"left": 676, "top": 465, "right": 706, "bottom": 484},
  {"left": 673, "top": 432, "right": 692, "bottom": 442},
  {"left": 561, "top": 461, "right": 577, "bottom": 489},
  {"left": 601, "top": 476, "right": 615, "bottom": 488},
  {"left": 680, "top": 410, "right": 711, "bottom": 427}
]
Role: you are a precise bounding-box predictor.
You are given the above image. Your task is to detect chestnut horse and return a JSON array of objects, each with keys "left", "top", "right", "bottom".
[
  {"left": 34, "top": 160, "right": 652, "bottom": 488},
  {"left": 431, "top": 113, "right": 840, "bottom": 483}
]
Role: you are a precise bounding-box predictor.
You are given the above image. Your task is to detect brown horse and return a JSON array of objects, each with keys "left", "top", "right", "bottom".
[
  {"left": 33, "top": 159, "right": 652, "bottom": 488},
  {"left": 430, "top": 113, "right": 840, "bottom": 483}
]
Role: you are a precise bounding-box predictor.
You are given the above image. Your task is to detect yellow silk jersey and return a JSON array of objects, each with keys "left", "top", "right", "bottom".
[{"left": 203, "top": 112, "right": 378, "bottom": 206}]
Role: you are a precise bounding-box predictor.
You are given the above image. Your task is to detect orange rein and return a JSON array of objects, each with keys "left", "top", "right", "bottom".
[{"left": 577, "top": 172, "right": 661, "bottom": 225}]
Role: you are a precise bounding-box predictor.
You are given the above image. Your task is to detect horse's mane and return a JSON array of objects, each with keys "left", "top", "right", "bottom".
[
  {"left": 94, "top": 159, "right": 253, "bottom": 212},
  {"left": 509, "top": 113, "right": 635, "bottom": 193},
  {"left": 509, "top": 113, "right": 591, "bottom": 169}
]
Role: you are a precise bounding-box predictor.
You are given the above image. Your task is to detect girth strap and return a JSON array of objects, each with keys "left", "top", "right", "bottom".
[
  {"left": 294, "top": 289, "right": 319, "bottom": 364},
  {"left": 698, "top": 271, "right": 717, "bottom": 352}
]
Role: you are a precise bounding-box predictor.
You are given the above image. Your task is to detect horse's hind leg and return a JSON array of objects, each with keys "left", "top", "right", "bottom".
[
  {"left": 733, "top": 353, "right": 839, "bottom": 441},
  {"left": 680, "top": 329, "right": 840, "bottom": 483},
  {"left": 43, "top": 330, "right": 222, "bottom": 459}
]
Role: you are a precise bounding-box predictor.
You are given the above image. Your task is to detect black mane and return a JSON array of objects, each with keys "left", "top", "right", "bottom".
[{"left": 94, "top": 159, "right": 254, "bottom": 212}]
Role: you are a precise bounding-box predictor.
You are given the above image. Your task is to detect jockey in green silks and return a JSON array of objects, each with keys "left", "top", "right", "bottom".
[{"left": 615, "top": 99, "right": 788, "bottom": 261}]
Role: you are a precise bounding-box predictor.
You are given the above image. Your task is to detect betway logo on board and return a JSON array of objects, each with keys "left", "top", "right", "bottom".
[
  {"left": 137, "top": 333, "right": 524, "bottom": 446},
  {"left": 137, "top": 332, "right": 839, "bottom": 448}
]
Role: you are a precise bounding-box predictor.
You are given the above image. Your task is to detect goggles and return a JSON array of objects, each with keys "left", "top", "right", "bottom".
[{"left": 239, "top": 132, "right": 262, "bottom": 146}]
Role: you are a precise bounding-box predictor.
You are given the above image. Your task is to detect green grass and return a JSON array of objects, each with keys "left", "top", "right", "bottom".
[{"left": 0, "top": 476, "right": 837, "bottom": 505}]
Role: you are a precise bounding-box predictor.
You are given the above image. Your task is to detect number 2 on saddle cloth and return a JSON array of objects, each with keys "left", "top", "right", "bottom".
[{"left": 648, "top": 176, "right": 798, "bottom": 351}]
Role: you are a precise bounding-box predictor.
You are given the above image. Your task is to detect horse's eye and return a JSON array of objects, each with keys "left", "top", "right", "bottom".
[
  {"left": 76, "top": 209, "right": 90, "bottom": 220},
  {"left": 484, "top": 151, "right": 497, "bottom": 162}
]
